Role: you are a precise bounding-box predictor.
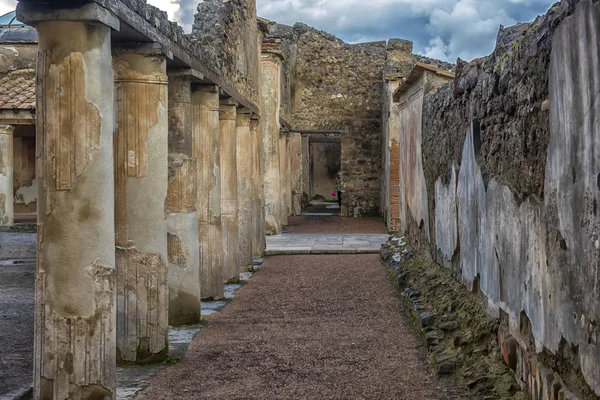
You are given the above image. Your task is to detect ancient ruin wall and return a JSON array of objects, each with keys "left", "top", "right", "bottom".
[
  {"left": 266, "top": 24, "right": 416, "bottom": 216},
  {"left": 192, "top": 0, "right": 260, "bottom": 107},
  {"left": 399, "top": 1, "right": 600, "bottom": 397}
]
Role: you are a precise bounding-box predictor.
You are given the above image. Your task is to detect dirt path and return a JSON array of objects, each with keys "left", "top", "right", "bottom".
[
  {"left": 138, "top": 254, "right": 448, "bottom": 400},
  {"left": 286, "top": 216, "right": 388, "bottom": 234}
]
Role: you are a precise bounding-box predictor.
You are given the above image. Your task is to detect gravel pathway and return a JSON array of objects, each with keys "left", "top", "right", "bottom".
[
  {"left": 138, "top": 254, "right": 445, "bottom": 400},
  {"left": 286, "top": 216, "right": 388, "bottom": 234}
]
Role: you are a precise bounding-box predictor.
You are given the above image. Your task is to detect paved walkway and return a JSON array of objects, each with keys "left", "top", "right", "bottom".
[
  {"left": 138, "top": 254, "right": 446, "bottom": 400},
  {"left": 265, "top": 233, "right": 388, "bottom": 255}
]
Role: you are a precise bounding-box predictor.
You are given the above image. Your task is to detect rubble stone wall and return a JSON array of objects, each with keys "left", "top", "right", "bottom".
[
  {"left": 395, "top": 1, "right": 600, "bottom": 397},
  {"left": 266, "top": 24, "right": 414, "bottom": 216},
  {"left": 192, "top": 0, "right": 260, "bottom": 107}
]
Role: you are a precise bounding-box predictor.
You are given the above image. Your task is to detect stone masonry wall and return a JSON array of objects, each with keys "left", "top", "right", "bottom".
[
  {"left": 265, "top": 24, "right": 413, "bottom": 216},
  {"left": 192, "top": 0, "right": 260, "bottom": 107},
  {"left": 396, "top": 1, "right": 600, "bottom": 397},
  {"left": 108, "top": 0, "right": 259, "bottom": 109}
]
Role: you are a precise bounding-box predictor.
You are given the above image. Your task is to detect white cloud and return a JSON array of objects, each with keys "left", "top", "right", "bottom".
[
  {"left": 255, "top": 0, "right": 554, "bottom": 62},
  {"left": 0, "top": 0, "right": 554, "bottom": 63},
  {"left": 0, "top": 0, "right": 16, "bottom": 17}
]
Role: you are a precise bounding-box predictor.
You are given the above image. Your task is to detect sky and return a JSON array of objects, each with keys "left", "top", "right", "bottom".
[{"left": 0, "top": 0, "right": 556, "bottom": 62}]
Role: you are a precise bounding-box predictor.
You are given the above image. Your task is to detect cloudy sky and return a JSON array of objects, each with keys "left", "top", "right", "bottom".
[{"left": 0, "top": 0, "right": 555, "bottom": 62}]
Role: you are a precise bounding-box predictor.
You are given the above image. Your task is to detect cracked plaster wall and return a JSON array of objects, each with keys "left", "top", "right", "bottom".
[{"left": 394, "top": 1, "right": 600, "bottom": 397}]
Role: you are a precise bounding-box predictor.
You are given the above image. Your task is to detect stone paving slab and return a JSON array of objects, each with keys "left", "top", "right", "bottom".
[{"left": 265, "top": 233, "right": 388, "bottom": 255}]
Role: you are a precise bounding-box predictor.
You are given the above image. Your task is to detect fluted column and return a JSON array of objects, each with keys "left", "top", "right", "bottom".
[
  {"left": 236, "top": 109, "right": 253, "bottom": 272},
  {"left": 0, "top": 125, "right": 14, "bottom": 226},
  {"left": 220, "top": 102, "right": 239, "bottom": 281},
  {"left": 113, "top": 44, "right": 169, "bottom": 363},
  {"left": 251, "top": 117, "right": 266, "bottom": 258},
  {"left": 260, "top": 53, "right": 283, "bottom": 235},
  {"left": 279, "top": 132, "right": 289, "bottom": 226},
  {"left": 17, "top": 3, "right": 120, "bottom": 397},
  {"left": 192, "top": 86, "right": 224, "bottom": 300},
  {"left": 167, "top": 75, "right": 201, "bottom": 325},
  {"left": 289, "top": 132, "right": 303, "bottom": 216}
]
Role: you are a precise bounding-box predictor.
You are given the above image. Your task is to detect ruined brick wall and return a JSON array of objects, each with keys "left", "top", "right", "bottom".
[
  {"left": 397, "top": 1, "right": 600, "bottom": 397},
  {"left": 192, "top": 0, "right": 260, "bottom": 107}
]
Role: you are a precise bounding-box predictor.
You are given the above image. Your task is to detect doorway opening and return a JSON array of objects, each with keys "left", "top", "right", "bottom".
[{"left": 299, "top": 131, "right": 342, "bottom": 216}]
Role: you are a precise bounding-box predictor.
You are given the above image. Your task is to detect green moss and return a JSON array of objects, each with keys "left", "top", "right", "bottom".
[{"left": 163, "top": 355, "right": 181, "bottom": 365}]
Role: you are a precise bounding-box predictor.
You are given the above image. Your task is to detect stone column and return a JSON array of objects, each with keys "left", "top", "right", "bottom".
[
  {"left": 166, "top": 75, "right": 201, "bottom": 325},
  {"left": 113, "top": 44, "right": 169, "bottom": 363},
  {"left": 279, "top": 132, "right": 289, "bottom": 226},
  {"left": 236, "top": 109, "right": 253, "bottom": 272},
  {"left": 288, "top": 132, "right": 303, "bottom": 216},
  {"left": 261, "top": 53, "right": 282, "bottom": 235},
  {"left": 17, "top": 4, "right": 120, "bottom": 397},
  {"left": 219, "top": 102, "right": 239, "bottom": 281},
  {"left": 192, "top": 86, "right": 224, "bottom": 300},
  {"left": 0, "top": 125, "right": 14, "bottom": 226},
  {"left": 301, "top": 135, "right": 310, "bottom": 211},
  {"left": 251, "top": 116, "right": 266, "bottom": 259}
]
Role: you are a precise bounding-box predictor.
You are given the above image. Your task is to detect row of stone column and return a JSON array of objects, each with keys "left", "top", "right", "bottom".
[{"left": 23, "top": 10, "right": 267, "bottom": 398}]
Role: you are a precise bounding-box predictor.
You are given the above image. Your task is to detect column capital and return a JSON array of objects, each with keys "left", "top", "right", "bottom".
[
  {"left": 114, "top": 42, "right": 173, "bottom": 60},
  {"left": 16, "top": 2, "right": 120, "bottom": 31},
  {"left": 220, "top": 98, "right": 240, "bottom": 108},
  {"left": 237, "top": 107, "right": 253, "bottom": 116},
  {"left": 0, "top": 125, "right": 14, "bottom": 135},
  {"left": 113, "top": 46, "right": 168, "bottom": 84},
  {"left": 193, "top": 84, "right": 219, "bottom": 94},
  {"left": 219, "top": 103, "right": 237, "bottom": 121},
  {"left": 169, "top": 68, "right": 204, "bottom": 81}
]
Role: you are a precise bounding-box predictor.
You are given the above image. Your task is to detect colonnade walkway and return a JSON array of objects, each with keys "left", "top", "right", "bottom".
[
  {"left": 138, "top": 253, "right": 443, "bottom": 399},
  {"left": 137, "top": 217, "right": 453, "bottom": 399}
]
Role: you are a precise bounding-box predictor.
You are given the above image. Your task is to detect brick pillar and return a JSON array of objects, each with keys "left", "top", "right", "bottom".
[
  {"left": 113, "top": 44, "right": 170, "bottom": 362},
  {"left": 17, "top": 3, "right": 119, "bottom": 397}
]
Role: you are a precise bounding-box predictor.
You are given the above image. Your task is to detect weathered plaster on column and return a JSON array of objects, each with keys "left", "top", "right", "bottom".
[
  {"left": 288, "top": 132, "right": 303, "bottom": 216},
  {"left": 192, "top": 87, "right": 224, "bottom": 300},
  {"left": 167, "top": 76, "right": 201, "bottom": 325},
  {"left": 251, "top": 116, "right": 266, "bottom": 258},
  {"left": 236, "top": 109, "right": 253, "bottom": 272},
  {"left": 260, "top": 54, "right": 282, "bottom": 235},
  {"left": 301, "top": 135, "right": 310, "bottom": 209},
  {"left": 113, "top": 47, "right": 170, "bottom": 362},
  {"left": 220, "top": 103, "right": 239, "bottom": 281},
  {"left": 279, "top": 132, "right": 289, "bottom": 226},
  {"left": 33, "top": 20, "right": 117, "bottom": 399},
  {"left": 0, "top": 125, "right": 14, "bottom": 226}
]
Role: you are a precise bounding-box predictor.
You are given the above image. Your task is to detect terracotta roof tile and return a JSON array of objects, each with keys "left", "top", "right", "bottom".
[{"left": 0, "top": 70, "right": 36, "bottom": 110}]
